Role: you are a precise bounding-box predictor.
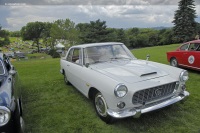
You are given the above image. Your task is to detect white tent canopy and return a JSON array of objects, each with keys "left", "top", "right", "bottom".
[{"left": 55, "top": 43, "right": 65, "bottom": 49}]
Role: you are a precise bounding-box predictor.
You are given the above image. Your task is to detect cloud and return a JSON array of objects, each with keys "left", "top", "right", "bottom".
[
  {"left": 0, "top": 6, "right": 10, "bottom": 28},
  {"left": 1, "top": 0, "right": 199, "bottom": 5},
  {"left": 0, "top": 3, "right": 199, "bottom": 31},
  {"left": 77, "top": 5, "right": 176, "bottom": 26}
]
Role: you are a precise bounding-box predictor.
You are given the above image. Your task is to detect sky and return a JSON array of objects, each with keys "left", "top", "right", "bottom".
[{"left": 0, "top": 0, "right": 200, "bottom": 31}]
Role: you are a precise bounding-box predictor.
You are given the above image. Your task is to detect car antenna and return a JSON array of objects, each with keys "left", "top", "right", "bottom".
[{"left": 146, "top": 54, "right": 150, "bottom": 64}]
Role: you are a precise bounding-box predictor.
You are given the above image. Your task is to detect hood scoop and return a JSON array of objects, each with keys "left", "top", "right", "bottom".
[{"left": 140, "top": 72, "right": 157, "bottom": 77}]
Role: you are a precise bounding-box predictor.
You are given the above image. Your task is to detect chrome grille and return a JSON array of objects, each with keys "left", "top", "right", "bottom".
[{"left": 132, "top": 82, "right": 177, "bottom": 105}]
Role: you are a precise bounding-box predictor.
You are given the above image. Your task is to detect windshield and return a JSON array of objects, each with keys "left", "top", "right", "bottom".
[
  {"left": 84, "top": 44, "right": 135, "bottom": 64},
  {"left": 0, "top": 61, "right": 5, "bottom": 75}
]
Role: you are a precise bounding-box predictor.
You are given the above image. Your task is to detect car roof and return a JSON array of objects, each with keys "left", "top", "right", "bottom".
[
  {"left": 185, "top": 40, "right": 200, "bottom": 44},
  {"left": 71, "top": 42, "right": 124, "bottom": 48}
]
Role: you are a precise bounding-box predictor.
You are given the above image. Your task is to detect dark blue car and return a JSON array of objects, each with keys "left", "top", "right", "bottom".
[{"left": 0, "top": 53, "right": 25, "bottom": 133}]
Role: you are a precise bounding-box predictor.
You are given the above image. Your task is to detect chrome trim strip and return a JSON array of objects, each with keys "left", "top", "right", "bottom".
[
  {"left": 179, "top": 64, "right": 200, "bottom": 70},
  {"left": 107, "top": 91, "right": 189, "bottom": 118},
  {"left": 132, "top": 82, "right": 176, "bottom": 105},
  {"left": 0, "top": 60, "right": 6, "bottom": 75}
]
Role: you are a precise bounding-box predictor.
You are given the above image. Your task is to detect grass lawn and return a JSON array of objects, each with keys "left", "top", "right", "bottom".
[{"left": 13, "top": 44, "right": 200, "bottom": 133}]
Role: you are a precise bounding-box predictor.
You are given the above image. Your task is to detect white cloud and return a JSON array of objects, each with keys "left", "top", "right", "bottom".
[{"left": 1, "top": 4, "right": 200, "bottom": 31}]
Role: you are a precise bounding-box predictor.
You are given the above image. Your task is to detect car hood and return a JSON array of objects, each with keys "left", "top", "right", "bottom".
[{"left": 90, "top": 59, "right": 169, "bottom": 84}]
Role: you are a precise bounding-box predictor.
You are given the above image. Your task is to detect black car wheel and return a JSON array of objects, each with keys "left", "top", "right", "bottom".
[
  {"left": 94, "top": 92, "right": 114, "bottom": 124},
  {"left": 14, "top": 100, "right": 25, "bottom": 133},
  {"left": 170, "top": 58, "right": 178, "bottom": 67},
  {"left": 64, "top": 73, "right": 71, "bottom": 85}
]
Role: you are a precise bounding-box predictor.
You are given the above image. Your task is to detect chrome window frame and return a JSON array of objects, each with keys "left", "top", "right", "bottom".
[{"left": 0, "top": 60, "right": 5, "bottom": 75}]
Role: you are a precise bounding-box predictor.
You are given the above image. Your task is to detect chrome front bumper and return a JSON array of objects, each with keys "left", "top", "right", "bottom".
[{"left": 107, "top": 91, "right": 189, "bottom": 118}]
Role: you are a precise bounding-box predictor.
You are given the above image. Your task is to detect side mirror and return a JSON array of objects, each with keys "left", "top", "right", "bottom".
[{"left": 146, "top": 54, "right": 150, "bottom": 61}]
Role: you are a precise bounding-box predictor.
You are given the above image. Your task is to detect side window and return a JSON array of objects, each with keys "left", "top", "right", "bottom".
[
  {"left": 66, "top": 48, "right": 82, "bottom": 65},
  {"left": 197, "top": 44, "right": 200, "bottom": 51},
  {"left": 72, "top": 49, "right": 82, "bottom": 65},
  {"left": 188, "top": 43, "right": 199, "bottom": 51},
  {"left": 180, "top": 44, "right": 189, "bottom": 51},
  {"left": 66, "top": 49, "right": 74, "bottom": 62}
]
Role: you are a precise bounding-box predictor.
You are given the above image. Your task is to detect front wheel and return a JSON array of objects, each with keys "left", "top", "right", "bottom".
[
  {"left": 14, "top": 101, "right": 25, "bottom": 133},
  {"left": 170, "top": 58, "right": 178, "bottom": 67},
  {"left": 94, "top": 92, "right": 114, "bottom": 124}
]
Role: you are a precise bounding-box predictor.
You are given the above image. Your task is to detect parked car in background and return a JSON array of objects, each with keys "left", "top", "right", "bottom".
[
  {"left": 0, "top": 53, "right": 25, "bottom": 132},
  {"left": 15, "top": 51, "right": 26, "bottom": 59},
  {"left": 60, "top": 42, "right": 189, "bottom": 123},
  {"left": 167, "top": 40, "right": 200, "bottom": 71},
  {"left": 4, "top": 52, "right": 15, "bottom": 59}
]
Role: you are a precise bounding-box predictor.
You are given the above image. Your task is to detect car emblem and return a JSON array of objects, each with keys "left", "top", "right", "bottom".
[
  {"left": 188, "top": 55, "right": 195, "bottom": 64},
  {"left": 155, "top": 88, "right": 162, "bottom": 96}
]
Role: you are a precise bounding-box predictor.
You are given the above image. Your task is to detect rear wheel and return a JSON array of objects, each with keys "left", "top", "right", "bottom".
[
  {"left": 170, "top": 58, "right": 178, "bottom": 67},
  {"left": 64, "top": 73, "right": 70, "bottom": 85},
  {"left": 94, "top": 92, "right": 114, "bottom": 124}
]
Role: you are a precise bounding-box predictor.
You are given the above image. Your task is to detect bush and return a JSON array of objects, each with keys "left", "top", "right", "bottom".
[{"left": 48, "top": 49, "right": 60, "bottom": 58}]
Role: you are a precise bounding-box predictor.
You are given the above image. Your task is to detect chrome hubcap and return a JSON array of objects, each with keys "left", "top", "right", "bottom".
[
  {"left": 172, "top": 60, "right": 177, "bottom": 66},
  {"left": 95, "top": 94, "right": 107, "bottom": 117}
]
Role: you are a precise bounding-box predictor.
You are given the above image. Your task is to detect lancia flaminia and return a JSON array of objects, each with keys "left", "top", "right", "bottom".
[{"left": 60, "top": 42, "right": 189, "bottom": 123}]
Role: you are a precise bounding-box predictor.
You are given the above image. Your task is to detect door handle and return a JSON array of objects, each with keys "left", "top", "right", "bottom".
[{"left": 67, "top": 64, "right": 70, "bottom": 66}]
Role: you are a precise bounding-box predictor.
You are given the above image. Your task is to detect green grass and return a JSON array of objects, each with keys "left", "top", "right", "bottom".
[
  {"left": 13, "top": 44, "right": 200, "bottom": 133},
  {"left": 26, "top": 53, "right": 51, "bottom": 60}
]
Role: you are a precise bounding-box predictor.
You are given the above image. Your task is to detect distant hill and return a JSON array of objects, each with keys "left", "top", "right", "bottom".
[{"left": 151, "top": 27, "right": 172, "bottom": 30}]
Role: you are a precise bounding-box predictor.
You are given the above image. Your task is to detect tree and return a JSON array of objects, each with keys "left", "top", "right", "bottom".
[
  {"left": 77, "top": 19, "right": 110, "bottom": 43},
  {"left": 41, "top": 22, "right": 52, "bottom": 49},
  {"left": 196, "top": 22, "right": 200, "bottom": 35},
  {"left": 172, "top": 0, "right": 197, "bottom": 42},
  {"left": 0, "top": 25, "right": 10, "bottom": 46},
  {"left": 21, "top": 21, "right": 46, "bottom": 52},
  {"left": 158, "top": 29, "right": 173, "bottom": 45},
  {"left": 9, "top": 31, "right": 21, "bottom": 37},
  {"left": 50, "top": 19, "right": 79, "bottom": 47},
  {"left": 115, "top": 28, "right": 129, "bottom": 46}
]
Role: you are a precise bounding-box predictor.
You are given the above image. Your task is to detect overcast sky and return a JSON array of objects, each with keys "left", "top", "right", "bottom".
[{"left": 0, "top": 0, "right": 200, "bottom": 31}]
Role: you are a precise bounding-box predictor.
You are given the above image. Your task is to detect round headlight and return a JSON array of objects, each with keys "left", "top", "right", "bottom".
[
  {"left": 180, "top": 70, "right": 189, "bottom": 82},
  {"left": 0, "top": 106, "right": 11, "bottom": 126},
  {"left": 114, "top": 84, "right": 128, "bottom": 98}
]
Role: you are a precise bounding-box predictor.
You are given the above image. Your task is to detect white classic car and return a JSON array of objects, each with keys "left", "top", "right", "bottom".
[{"left": 60, "top": 42, "right": 189, "bottom": 123}]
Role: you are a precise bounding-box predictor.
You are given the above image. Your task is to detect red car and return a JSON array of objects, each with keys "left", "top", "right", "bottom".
[{"left": 167, "top": 40, "right": 200, "bottom": 71}]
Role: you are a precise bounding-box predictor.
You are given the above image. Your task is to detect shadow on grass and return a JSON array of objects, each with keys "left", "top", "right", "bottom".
[{"left": 68, "top": 83, "right": 189, "bottom": 132}]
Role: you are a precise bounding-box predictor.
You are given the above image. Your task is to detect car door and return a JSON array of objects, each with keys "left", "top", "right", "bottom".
[
  {"left": 182, "top": 43, "right": 200, "bottom": 68},
  {"left": 195, "top": 44, "right": 200, "bottom": 69},
  {"left": 176, "top": 43, "right": 189, "bottom": 65},
  {"left": 186, "top": 43, "right": 200, "bottom": 69},
  {"left": 65, "top": 48, "right": 88, "bottom": 95}
]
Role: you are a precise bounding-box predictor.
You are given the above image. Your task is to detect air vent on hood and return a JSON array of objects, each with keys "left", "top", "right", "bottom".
[{"left": 140, "top": 72, "right": 157, "bottom": 77}]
